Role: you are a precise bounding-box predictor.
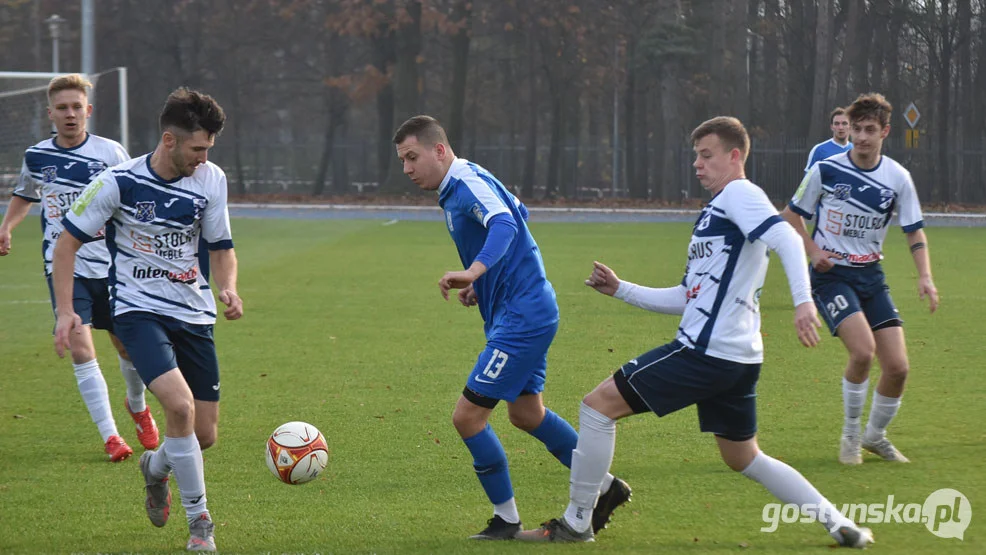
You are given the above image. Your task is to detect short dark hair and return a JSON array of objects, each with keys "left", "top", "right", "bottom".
[
  {"left": 830, "top": 107, "right": 847, "bottom": 123},
  {"left": 846, "top": 93, "right": 892, "bottom": 128},
  {"left": 690, "top": 116, "right": 750, "bottom": 161},
  {"left": 159, "top": 87, "right": 226, "bottom": 136},
  {"left": 392, "top": 115, "right": 449, "bottom": 146}
]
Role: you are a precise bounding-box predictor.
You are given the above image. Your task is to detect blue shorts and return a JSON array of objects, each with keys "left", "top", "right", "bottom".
[
  {"left": 465, "top": 323, "right": 558, "bottom": 404},
  {"left": 45, "top": 275, "right": 113, "bottom": 332},
  {"left": 112, "top": 311, "right": 221, "bottom": 402},
  {"left": 810, "top": 264, "right": 902, "bottom": 336},
  {"left": 613, "top": 340, "right": 761, "bottom": 441}
]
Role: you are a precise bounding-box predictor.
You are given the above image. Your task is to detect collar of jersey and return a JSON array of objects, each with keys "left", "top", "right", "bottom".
[
  {"left": 438, "top": 157, "right": 465, "bottom": 197},
  {"left": 52, "top": 132, "right": 91, "bottom": 152},
  {"left": 846, "top": 151, "right": 883, "bottom": 173},
  {"left": 144, "top": 154, "right": 184, "bottom": 184}
]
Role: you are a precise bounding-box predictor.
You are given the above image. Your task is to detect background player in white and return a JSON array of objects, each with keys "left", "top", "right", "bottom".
[
  {"left": 517, "top": 117, "right": 873, "bottom": 548},
  {"left": 52, "top": 87, "right": 241, "bottom": 552},
  {"left": 0, "top": 74, "right": 158, "bottom": 461},
  {"left": 805, "top": 107, "right": 853, "bottom": 172},
  {"left": 781, "top": 93, "right": 938, "bottom": 465}
]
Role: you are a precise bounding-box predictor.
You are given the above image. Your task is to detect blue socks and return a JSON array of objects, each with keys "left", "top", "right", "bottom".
[
  {"left": 527, "top": 408, "right": 579, "bottom": 468},
  {"left": 463, "top": 424, "right": 514, "bottom": 505}
]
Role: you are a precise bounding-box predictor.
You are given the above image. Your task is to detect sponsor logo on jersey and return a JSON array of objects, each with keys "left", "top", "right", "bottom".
[
  {"left": 446, "top": 210, "right": 454, "bottom": 232},
  {"left": 471, "top": 203, "right": 485, "bottom": 223},
  {"left": 193, "top": 198, "right": 207, "bottom": 220},
  {"left": 131, "top": 265, "right": 199, "bottom": 284},
  {"left": 879, "top": 188, "right": 895, "bottom": 210},
  {"left": 46, "top": 191, "right": 82, "bottom": 218},
  {"left": 70, "top": 179, "right": 105, "bottom": 215},
  {"left": 793, "top": 171, "right": 813, "bottom": 202},
  {"left": 689, "top": 240, "right": 715, "bottom": 260},
  {"left": 686, "top": 283, "right": 701, "bottom": 302},
  {"left": 42, "top": 165, "right": 58, "bottom": 183},
  {"left": 134, "top": 201, "right": 156, "bottom": 223},
  {"left": 696, "top": 212, "right": 712, "bottom": 231}
]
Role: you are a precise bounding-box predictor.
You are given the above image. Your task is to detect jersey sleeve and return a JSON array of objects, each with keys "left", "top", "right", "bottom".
[
  {"left": 788, "top": 164, "right": 824, "bottom": 220},
  {"left": 12, "top": 159, "right": 42, "bottom": 202},
  {"left": 896, "top": 168, "right": 924, "bottom": 232},
  {"left": 62, "top": 172, "right": 120, "bottom": 242},
  {"left": 721, "top": 181, "right": 785, "bottom": 243},
  {"left": 112, "top": 143, "right": 131, "bottom": 164},
  {"left": 456, "top": 176, "right": 511, "bottom": 228},
  {"left": 804, "top": 143, "right": 821, "bottom": 172},
  {"left": 202, "top": 168, "right": 233, "bottom": 249}
]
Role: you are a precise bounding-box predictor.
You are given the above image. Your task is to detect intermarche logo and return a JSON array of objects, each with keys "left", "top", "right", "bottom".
[{"left": 760, "top": 488, "right": 971, "bottom": 540}]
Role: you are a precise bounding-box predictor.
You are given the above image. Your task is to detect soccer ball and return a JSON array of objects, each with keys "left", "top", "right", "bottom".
[{"left": 265, "top": 421, "right": 329, "bottom": 485}]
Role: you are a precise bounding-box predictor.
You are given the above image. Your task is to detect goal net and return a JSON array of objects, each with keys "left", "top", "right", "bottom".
[{"left": 0, "top": 68, "right": 129, "bottom": 190}]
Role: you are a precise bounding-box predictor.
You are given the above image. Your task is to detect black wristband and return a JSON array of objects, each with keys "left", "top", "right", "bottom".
[{"left": 910, "top": 242, "right": 926, "bottom": 253}]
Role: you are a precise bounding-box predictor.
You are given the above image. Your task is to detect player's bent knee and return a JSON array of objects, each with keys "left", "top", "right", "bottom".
[{"left": 197, "top": 429, "right": 217, "bottom": 450}]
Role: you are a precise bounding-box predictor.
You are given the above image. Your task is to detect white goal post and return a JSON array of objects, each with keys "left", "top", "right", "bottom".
[{"left": 0, "top": 68, "right": 128, "bottom": 189}]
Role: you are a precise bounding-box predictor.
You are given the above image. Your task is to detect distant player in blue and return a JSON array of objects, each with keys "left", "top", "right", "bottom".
[
  {"left": 393, "top": 116, "right": 630, "bottom": 540},
  {"left": 805, "top": 107, "right": 853, "bottom": 172}
]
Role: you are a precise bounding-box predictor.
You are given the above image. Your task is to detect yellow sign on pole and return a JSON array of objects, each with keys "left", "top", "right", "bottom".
[
  {"left": 905, "top": 128, "right": 920, "bottom": 148},
  {"left": 904, "top": 103, "right": 921, "bottom": 129}
]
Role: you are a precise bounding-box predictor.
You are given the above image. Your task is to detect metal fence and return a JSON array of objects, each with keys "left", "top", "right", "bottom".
[{"left": 5, "top": 136, "right": 985, "bottom": 206}]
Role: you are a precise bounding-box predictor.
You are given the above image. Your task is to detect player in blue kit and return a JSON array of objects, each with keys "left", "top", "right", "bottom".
[
  {"left": 0, "top": 74, "right": 158, "bottom": 461},
  {"left": 394, "top": 115, "right": 630, "bottom": 540},
  {"left": 781, "top": 93, "right": 939, "bottom": 465},
  {"left": 517, "top": 117, "right": 872, "bottom": 548},
  {"left": 805, "top": 107, "right": 853, "bottom": 172},
  {"left": 53, "top": 88, "right": 241, "bottom": 552}
]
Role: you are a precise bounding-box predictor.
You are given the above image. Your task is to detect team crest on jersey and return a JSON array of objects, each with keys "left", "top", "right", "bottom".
[
  {"left": 470, "top": 203, "right": 485, "bottom": 223},
  {"left": 134, "top": 201, "right": 157, "bottom": 223},
  {"left": 87, "top": 161, "right": 106, "bottom": 176},
  {"left": 446, "top": 210, "right": 454, "bottom": 231},
  {"left": 879, "top": 188, "right": 894, "bottom": 209},
  {"left": 833, "top": 183, "right": 852, "bottom": 200},
  {"left": 41, "top": 165, "right": 58, "bottom": 183},
  {"left": 193, "top": 198, "right": 208, "bottom": 220},
  {"left": 696, "top": 212, "right": 712, "bottom": 231}
]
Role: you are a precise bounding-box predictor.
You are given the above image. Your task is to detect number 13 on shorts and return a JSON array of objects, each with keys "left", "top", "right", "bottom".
[{"left": 482, "top": 349, "right": 510, "bottom": 380}]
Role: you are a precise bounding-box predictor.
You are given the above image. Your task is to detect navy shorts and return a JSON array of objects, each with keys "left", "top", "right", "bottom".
[
  {"left": 46, "top": 275, "right": 113, "bottom": 331},
  {"left": 613, "top": 340, "right": 761, "bottom": 441},
  {"left": 112, "top": 311, "right": 221, "bottom": 402},
  {"left": 810, "top": 264, "right": 902, "bottom": 336},
  {"left": 464, "top": 322, "right": 558, "bottom": 405}
]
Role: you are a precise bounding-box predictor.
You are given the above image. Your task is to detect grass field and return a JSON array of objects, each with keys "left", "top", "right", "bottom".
[{"left": 1, "top": 217, "right": 984, "bottom": 554}]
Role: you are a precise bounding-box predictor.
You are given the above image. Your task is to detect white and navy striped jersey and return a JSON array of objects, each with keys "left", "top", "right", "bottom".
[
  {"left": 789, "top": 152, "right": 924, "bottom": 267},
  {"left": 62, "top": 155, "right": 233, "bottom": 325},
  {"left": 13, "top": 134, "right": 129, "bottom": 277},
  {"left": 677, "top": 180, "right": 785, "bottom": 364}
]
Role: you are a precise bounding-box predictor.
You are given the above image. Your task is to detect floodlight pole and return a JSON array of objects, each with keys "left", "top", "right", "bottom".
[{"left": 45, "top": 14, "right": 66, "bottom": 73}]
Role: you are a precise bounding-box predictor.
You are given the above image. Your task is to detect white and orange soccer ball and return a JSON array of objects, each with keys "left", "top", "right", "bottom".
[{"left": 265, "top": 421, "right": 329, "bottom": 485}]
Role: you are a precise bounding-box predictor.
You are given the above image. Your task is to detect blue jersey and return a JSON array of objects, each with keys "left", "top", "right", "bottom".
[
  {"left": 804, "top": 139, "right": 852, "bottom": 172},
  {"left": 438, "top": 158, "right": 558, "bottom": 337}
]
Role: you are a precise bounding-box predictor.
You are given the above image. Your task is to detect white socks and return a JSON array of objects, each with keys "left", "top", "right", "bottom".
[
  {"left": 864, "top": 392, "right": 901, "bottom": 443},
  {"left": 73, "top": 359, "right": 118, "bottom": 442},
  {"left": 563, "top": 402, "right": 617, "bottom": 533},
  {"left": 494, "top": 498, "right": 520, "bottom": 524},
  {"left": 119, "top": 356, "right": 147, "bottom": 413},
  {"left": 842, "top": 378, "right": 868, "bottom": 436},
  {"left": 742, "top": 451, "right": 853, "bottom": 536},
  {"left": 162, "top": 434, "right": 209, "bottom": 523}
]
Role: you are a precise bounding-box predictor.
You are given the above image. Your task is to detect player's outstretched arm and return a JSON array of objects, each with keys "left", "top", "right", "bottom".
[
  {"left": 52, "top": 233, "right": 84, "bottom": 357},
  {"left": 906, "top": 229, "right": 938, "bottom": 313},
  {"left": 586, "top": 261, "right": 687, "bottom": 315},
  {"left": 0, "top": 196, "right": 34, "bottom": 256},
  {"left": 209, "top": 248, "right": 243, "bottom": 320}
]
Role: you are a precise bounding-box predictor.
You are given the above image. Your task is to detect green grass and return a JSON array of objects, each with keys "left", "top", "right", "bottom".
[{"left": 1, "top": 218, "right": 984, "bottom": 554}]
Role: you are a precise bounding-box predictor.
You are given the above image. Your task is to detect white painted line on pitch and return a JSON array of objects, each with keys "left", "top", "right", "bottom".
[
  {"left": 382, "top": 219, "right": 399, "bottom": 226},
  {"left": 0, "top": 299, "right": 48, "bottom": 304}
]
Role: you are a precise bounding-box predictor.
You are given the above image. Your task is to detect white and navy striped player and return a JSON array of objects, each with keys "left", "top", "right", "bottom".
[
  {"left": 518, "top": 117, "right": 873, "bottom": 548},
  {"left": 781, "top": 93, "right": 938, "bottom": 466},
  {"left": 804, "top": 107, "right": 853, "bottom": 172},
  {"left": 394, "top": 115, "right": 628, "bottom": 540},
  {"left": 52, "top": 88, "right": 239, "bottom": 552},
  {"left": 0, "top": 74, "right": 157, "bottom": 462}
]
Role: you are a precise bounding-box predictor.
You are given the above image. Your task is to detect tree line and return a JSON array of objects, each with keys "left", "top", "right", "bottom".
[{"left": 1, "top": 0, "right": 984, "bottom": 204}]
